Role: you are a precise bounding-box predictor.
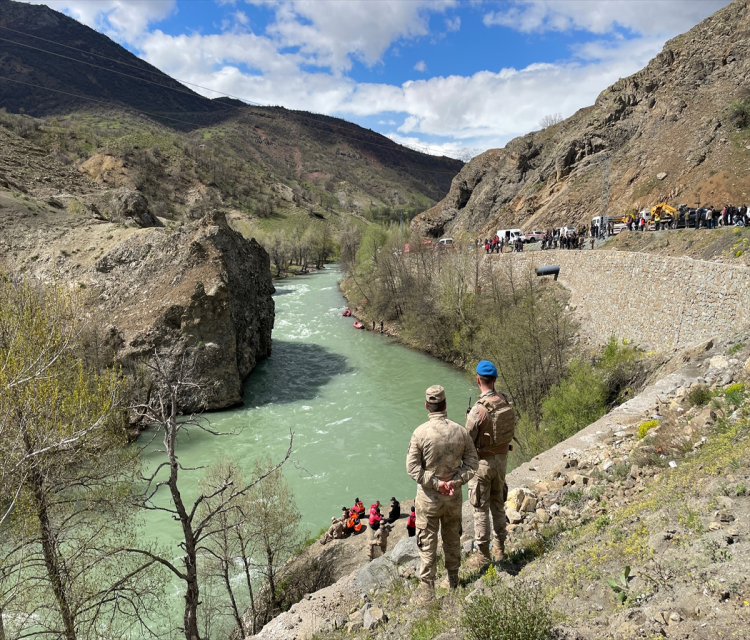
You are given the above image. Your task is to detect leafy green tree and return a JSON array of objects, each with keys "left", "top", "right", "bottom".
[{"left": 0, "top": 277, "right": 163, "bottom": 640}]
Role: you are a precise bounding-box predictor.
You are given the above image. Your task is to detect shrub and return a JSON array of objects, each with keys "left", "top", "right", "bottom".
[
  {"left": 727, "top": 97, "right": 750, "bottom": 129},
  {"left": 540, "top": 361, "right": 608, "bottom": 443},
  {"left": 727, "top": 343, "right": 746, "bottom": 356},
  {"left": 562, "top": 489, "right": 584, "bottom": 506},
  {"left": 725, "top": 383, "right": 746, "bottom": 409},
  {"left": 687, "top": 385, "right": 712, "bottom": 407},
  {"left": 462, "top": 581, "right": 552, "bottom": 640},
  {"left": 638, "top": 419, "right": 659, "bottom": 439}
]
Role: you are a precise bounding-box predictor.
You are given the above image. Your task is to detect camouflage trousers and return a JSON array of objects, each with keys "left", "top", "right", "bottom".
[
  {"left": 468, "top": 455, "right": 508, "bottom": 554},
  {"left": 415, "top": 492, "right": 462, "bottom": 585}
]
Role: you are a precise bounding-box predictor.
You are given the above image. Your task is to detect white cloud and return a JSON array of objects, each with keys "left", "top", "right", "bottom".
[
  {"left": 15, "top": 0, "right": 733, "bottom": 155},
  {"left": 261, "top": 0, "right": 455, "bottom": 72},
  {"left": 25, "top": 0, "right": 176, "bottom": 43},
  {"left": 483, "top": 0, "right": 730, "bottom": 37},
  {"left": 138, "top": 26, "right": 660, "bottom": 154},
  {"left": 445, "top": 16, "right": 461, "bottom": 32}
]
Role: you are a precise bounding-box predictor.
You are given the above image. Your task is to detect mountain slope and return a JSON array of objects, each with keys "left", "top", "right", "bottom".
[
  {"left": 413, "top": 0, "right": 750, "bottom": 238},
  {"left": 0, "top": 0, "right": 462, "bottom": 220}
]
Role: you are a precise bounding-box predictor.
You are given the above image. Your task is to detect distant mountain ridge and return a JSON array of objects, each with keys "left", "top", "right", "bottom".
[
  {"left": 0, "top": 0, "right": 220, "bottom": 119},
  {"left": 413, "top": 0, "right": 750, "bottom": 238},
  {"left": 0, "top": 0, "right": 462, "bottom": 209}
]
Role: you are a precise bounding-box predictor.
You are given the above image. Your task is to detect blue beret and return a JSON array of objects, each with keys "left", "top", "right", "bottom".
[{"left": 476, "top": 360, "right": 498, "bottom": 377}]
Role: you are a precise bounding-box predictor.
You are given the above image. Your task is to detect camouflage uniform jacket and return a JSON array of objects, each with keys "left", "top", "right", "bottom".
[{"left": 406, "top": 411, "right": 479, "bottom": 501}]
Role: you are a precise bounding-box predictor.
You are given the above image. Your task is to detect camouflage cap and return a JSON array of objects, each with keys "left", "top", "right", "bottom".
[{"left": 425, "top": 385, "right": 446, "bottom": 403}]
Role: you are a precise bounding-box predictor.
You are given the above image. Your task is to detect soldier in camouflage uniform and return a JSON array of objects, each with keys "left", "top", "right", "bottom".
[
  {"left": 320, "top": 516, "right": 345, "bottom": 545},
  {"left": 407, "top": 385, "right": 479, "bottom": 602},
  {"left": 465, "top": 360, "right": 515, "bottom": 569}
]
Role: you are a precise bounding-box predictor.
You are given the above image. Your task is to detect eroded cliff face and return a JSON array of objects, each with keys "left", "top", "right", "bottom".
[
  {"left": 413, "top": 0, "right": 750, "bottom": 239},
  {"left": 0, "top": 124, "right": 275, "bottom": 413},
  {"left": 91, "top": 210, "right": 274, "bottom": 412}
]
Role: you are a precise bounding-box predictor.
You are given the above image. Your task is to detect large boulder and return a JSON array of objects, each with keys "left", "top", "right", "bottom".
[
  {"left": 387, "top": 536, "right": 420, "bottom": 565},
  {"left": 356, "top": 556, "right": 399, "bottom": 594},
  {"left": 91, "top": 210, "right": 274, "bottom": 412},
  {"left": 109, "top": 187, "right": 162, "bottom": 228}
]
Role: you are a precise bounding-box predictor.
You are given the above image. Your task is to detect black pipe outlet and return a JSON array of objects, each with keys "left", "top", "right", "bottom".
[{"left": 536, "top": 265, "right": 560, "bottom": 281}]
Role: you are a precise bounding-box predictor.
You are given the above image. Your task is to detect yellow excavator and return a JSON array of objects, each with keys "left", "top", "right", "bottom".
[{"left": 650, "top": 203, "right": 678, "bottom": 229}]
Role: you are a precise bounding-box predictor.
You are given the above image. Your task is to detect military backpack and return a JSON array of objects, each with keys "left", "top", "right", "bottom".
[{"left": 476, "top": 394, "right": 515, "bottom": 452}]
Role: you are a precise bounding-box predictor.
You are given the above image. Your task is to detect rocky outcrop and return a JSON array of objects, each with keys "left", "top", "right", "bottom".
[
  {"left": 108, "top": 187, "right": 162, "bottom": 227},
  {"left": 91, "top": 210, "right": 274, "bottom": 412},
  {"left": 413, "top": 0, "right": 750, "bottom": 239}
]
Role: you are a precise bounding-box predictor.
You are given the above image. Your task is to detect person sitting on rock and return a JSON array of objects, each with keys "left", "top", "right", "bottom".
[
  {"left": 369, "top": 523, "right": 392, "bottom": 560},
  {"left": 352, "top": 498, "right": 365, "bottom": 517},
  {"left": 386, "top": 497, "right": 400, "bottom": 523},
  {"left": 369, "top": 505, "right": 382, "bottom": 531},
  {"left": 320, "top": 516, "right": 345, "bottom": 545}
]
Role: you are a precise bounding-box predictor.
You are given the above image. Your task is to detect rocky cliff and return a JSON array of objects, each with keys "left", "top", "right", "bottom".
[
  {"left": 0, "top": 124, "right": 274, "bottom": 413},
  {"left": 413, "top": 0, "right": 750, "bottom": 238}
]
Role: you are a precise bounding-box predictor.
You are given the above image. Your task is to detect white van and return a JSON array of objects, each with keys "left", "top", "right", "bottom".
[{"left": 497, "top": 229, "right": 522, "bottom": 243}]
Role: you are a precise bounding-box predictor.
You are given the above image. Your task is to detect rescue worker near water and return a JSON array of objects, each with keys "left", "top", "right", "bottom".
[
  {"left": 465, "top": 360, "right": 516, "bottom": 570},
  {"left": 406, "top": 385, "right": 479, "bottom": 603}
]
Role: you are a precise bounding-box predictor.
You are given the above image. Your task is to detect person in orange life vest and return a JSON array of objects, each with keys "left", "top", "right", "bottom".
[{"left": 407, "top": 506, "right": 416, "bottom": 537}]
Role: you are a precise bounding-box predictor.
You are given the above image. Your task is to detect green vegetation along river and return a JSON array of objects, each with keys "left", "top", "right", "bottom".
[{"left": 138, "top": 265, "right": 475, "bottom": 610}]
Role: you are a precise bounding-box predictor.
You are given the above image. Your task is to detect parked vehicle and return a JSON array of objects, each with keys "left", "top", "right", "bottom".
[
  {"left": 437, "top": 238, "right": 455, "bottom": 249},
  {"left": 522, "top": 230, "right": 545, "bottom": 243},
  {"left": 497, "top": 229, "right": 523, "bottom": 244}
]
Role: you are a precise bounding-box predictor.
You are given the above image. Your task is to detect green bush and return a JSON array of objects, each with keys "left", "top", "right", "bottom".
[
  {"left": 562, "top": 489, "right": 584, "bottom": 506},
  {"left": 687, "top": 385, "right": 712, "bottom": 407},
  {"left": 638, "top": 419, "right": 659, "bottom": 439},
  {"left": 461, "top": 581, "right": 552, "bottom": 640},
  {"left": 727, "top": 97, "right": 750, "bottom": 129},
  {"left": 540, "top": 361, "right": 608, "bottom": 443},
  {"left": 725, "top": 383, "right": 746, "bottom": 409},
  {"left": 727, "top": 342, "right": 745, "bottom": 356}
]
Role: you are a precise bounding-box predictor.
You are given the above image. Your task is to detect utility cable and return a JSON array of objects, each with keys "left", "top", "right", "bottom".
[{"left": 0, "top": 23, "right": 453, "bottom": 160}]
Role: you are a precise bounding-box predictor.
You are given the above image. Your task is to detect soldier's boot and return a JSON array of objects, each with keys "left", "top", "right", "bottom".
[
  {"left": 465, "top": 544, "right": 491, "bottom": 572},
  {"left": 492, "top": 539, "right": 505, "bottom": 562},
  {"left": 448, "top": 572, "right": 460, "bottom": 590},
  {"left": 412, "top": 581, "right": 435, "bottom": 606}
]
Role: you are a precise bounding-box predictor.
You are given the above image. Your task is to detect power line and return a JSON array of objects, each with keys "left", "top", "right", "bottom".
[{"left": 0, "top": 23, "right": 455, "bottom": 160}]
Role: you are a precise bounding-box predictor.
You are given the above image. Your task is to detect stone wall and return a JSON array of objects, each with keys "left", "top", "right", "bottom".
[{"left": 488, "top": 251, "right": 750, "bottom": 352}]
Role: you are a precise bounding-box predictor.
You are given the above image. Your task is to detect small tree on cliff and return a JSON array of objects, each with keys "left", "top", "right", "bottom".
[
  {"left": 0, "top": 277, "right": 163, "bottom": 640},
  {"left": 128, "top": 352, "right": 292, "bottom": 640},
  {"left": 197, "top": 456, "right": 303, "bottom": 635}
]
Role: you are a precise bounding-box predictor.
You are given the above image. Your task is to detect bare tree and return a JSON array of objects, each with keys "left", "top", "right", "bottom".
[
  {"left": 129, "top": 352, "right": 293, "bottom": 640},
  {"left": 539, "top": 113, "right": 564, "bottom": 129}
]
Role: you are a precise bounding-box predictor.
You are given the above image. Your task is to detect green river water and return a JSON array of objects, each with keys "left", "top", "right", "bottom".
[{"left": 139, "top": 265, "right": 475, "bottom": 620}]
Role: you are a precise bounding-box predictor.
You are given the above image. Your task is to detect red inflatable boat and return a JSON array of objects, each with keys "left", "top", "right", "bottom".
[{"left": 353, "top": 321, "right": 364, "bottom": 329}]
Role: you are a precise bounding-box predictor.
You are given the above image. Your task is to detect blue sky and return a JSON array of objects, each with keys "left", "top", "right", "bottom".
[{"left": 26, "top": 0, "right": 731, "bottom": 158}]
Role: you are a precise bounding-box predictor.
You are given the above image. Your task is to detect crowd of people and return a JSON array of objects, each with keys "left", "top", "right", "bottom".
[
  {"left": 319, "top": 359, "right": 515, "bottom": 605},
  {"left": 483, "top": 236, "right": 524, "bottom": 253},
  {"left": 477, "top": 204, "right": 750, "bottom": 256},
  {"left": 320, "top": 496, "right": 417, "bottom": 558}
]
